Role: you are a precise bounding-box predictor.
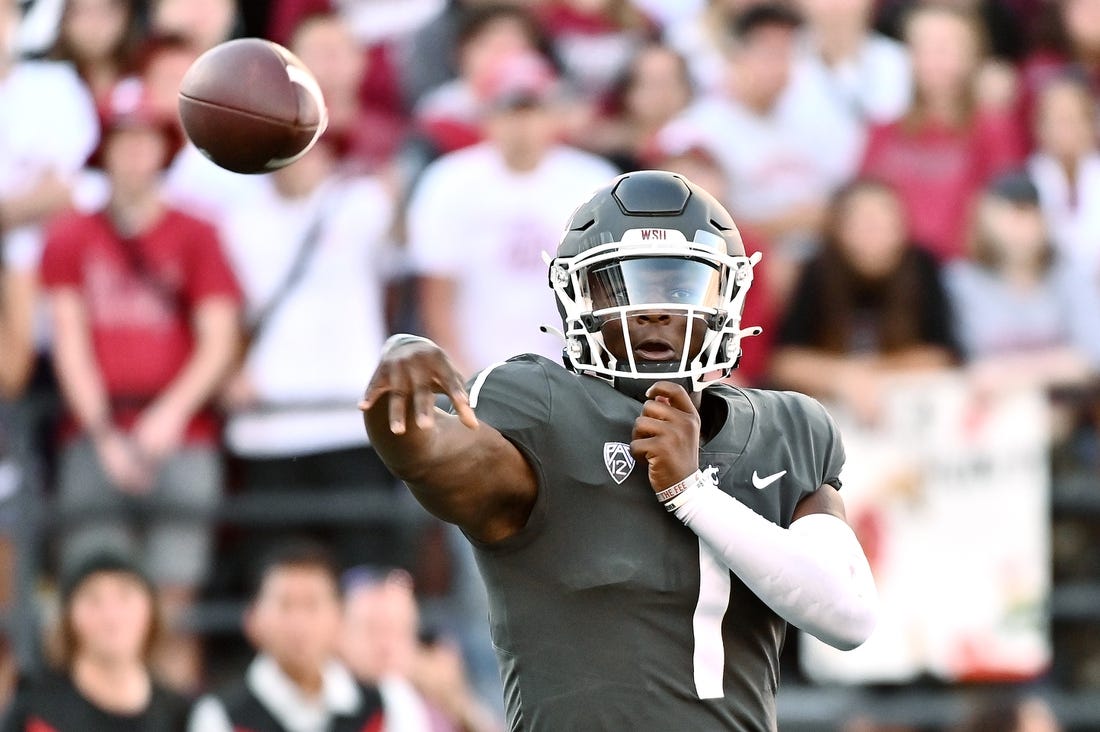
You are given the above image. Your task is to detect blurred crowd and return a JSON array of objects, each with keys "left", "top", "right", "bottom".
[{"left": 2, "top": 0, "right": 1100, "bottom": 729}]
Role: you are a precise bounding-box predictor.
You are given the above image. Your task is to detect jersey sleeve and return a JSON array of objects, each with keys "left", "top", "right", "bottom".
[
  {"left": 466, "top": 355, "right": 553, "bottom": 454},
  {"left": 805, "top": 395, "right": 845, "bottom": 490}
]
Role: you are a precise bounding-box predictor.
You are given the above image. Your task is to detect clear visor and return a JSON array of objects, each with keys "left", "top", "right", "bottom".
[{"left": 584, "top": 258, "right": 724, "bottom": 312}]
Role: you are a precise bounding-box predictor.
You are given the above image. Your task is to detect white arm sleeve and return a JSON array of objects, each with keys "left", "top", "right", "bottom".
[{"left": 671, "top": 479, "right": 878, "bottom": 650}]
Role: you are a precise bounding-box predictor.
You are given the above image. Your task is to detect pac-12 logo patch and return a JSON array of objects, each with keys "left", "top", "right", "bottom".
[{"left": 603, "top": 442, "right": 636, "bottom": 484}]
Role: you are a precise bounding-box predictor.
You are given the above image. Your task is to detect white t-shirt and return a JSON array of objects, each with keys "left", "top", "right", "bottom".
[
  {"left": 795, "top": 32, "right": 911, "bottom": 125},
  {"left": 219, "top": 175, "right": 395, "bottom": 456},
  {"left": 659, "top": 73, "right": 861, "bottom": 236},
  {"left": 162, "top": 143, "right": 267, "bottom": 227},
  {"left": 0, "top": 60, "right": 98, "bottom": 271},
  {"left": 1029, "top": 152, "right": 1100, "bottom": 273},
  {"left": 407, "top": 142, "right": 618, "bottom": 371}
]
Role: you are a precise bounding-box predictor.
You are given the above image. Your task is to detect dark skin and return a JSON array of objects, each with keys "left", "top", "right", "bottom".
[{"left": 361, "top": 313, "right": 848, "bottom": 544}]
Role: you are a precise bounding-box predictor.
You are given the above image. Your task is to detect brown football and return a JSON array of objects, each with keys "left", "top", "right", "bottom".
[{"left": 177, "top": 38, "right": 327, "bottom": 174}]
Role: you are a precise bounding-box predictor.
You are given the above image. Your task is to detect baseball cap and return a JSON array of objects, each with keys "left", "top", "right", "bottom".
[
  {"left": 481, "top": 52, "right": 557, "bottom": 112},
  {"left": 60, "top": 551, "right": 154, "bottom": 606},
  {"left": 90, "top": 77, "right": 184, "bottom": 168},
  {"left": 987, "top": 171, "right": 1040, "bottom": 206},
  {"left": 646, "top": 121, "right": 723, "bottom": 170}
]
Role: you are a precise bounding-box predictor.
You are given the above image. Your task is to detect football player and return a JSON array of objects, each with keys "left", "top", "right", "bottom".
[{"left": 361, "top": 170, "right": 877, "bottom": 730}]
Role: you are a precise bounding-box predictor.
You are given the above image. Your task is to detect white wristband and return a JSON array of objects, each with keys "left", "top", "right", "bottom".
[{"left": 655, "top": 471, "right": 708, "bottom": 510}]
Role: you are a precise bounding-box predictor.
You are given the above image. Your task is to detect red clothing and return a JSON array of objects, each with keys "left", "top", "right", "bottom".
[
  {"left": 859, "top": 111, "right": 1026, "bottom": 261},
  {"left": 729, "top": 228, "right": 775, "bottom": 387},
  {"left": 40, "top": 208, "right": 241, "bottom": 443}
]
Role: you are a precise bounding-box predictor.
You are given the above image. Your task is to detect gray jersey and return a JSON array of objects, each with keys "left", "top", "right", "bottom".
[{"left": 464, "top": 355, "right": 845, "bottom": 731}]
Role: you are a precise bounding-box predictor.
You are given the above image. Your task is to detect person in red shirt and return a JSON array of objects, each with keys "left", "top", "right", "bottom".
[
  {"left": 39, "top": 81, "right": 241, "bottom": 692},
  {"left": 860, "top": 3, "right": 1026, "bottom": 262}
]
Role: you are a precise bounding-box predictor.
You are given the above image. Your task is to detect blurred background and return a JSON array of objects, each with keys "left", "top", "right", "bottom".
[{"left": 1, "top": 0, "right": 1099, "bottom": 729}]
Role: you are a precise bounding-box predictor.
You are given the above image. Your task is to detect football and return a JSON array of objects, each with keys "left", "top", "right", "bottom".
[{"left": 177, "top": 38, "right": 328, "bottom": 174}]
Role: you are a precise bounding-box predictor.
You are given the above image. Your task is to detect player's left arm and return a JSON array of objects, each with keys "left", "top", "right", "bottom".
[{"left": 632, "top": 382, "right": 877, "bottom": 651}]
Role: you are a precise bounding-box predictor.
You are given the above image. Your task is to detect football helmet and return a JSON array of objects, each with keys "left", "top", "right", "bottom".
[{"left": 546, "top": 170, "right": 761, "bottom": 397}]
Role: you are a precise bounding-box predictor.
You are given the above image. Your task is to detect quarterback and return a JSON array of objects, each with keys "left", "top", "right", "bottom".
[{"left": 361, "top": 171, "right": 877, "bottom": 730}]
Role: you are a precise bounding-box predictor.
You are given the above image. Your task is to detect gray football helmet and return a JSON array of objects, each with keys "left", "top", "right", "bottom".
[{"left": 546, "top": 170, "right": 761, "bottom": 396}]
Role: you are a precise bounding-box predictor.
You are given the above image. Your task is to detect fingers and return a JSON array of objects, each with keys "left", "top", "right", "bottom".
[
  {"left": 631, "top": 415, "right": 665, "bottom": 441},
  {"left": 451, "top": 391, "right": 479, "bottom": 430},
  {"left": 413, "top": 386, "right": 437, "bottom": 431},
  {"left": 441, "top": 369, "right": 479, "bottom": 431},
  {"left": 388, "top": 388, "right": 410, "bottom": 434},
  {"left": 629, "top": 435, "right": 657, "bottom": 461},
  {"left": 644, "top": 381, "right": 697, "bottom": 415},
  {"left": 359, "top": 346, "right": 478, "bottom": 434}
]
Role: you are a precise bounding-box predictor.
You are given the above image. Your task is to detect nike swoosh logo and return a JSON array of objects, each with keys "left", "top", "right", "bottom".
[{"left": 752, "top": 470, "right": 787, "bottom": 489}]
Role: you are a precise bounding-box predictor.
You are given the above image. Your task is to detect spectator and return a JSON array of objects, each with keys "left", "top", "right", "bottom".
[
  {"left": 288, "top": 12, "right": 407, "bottom": 176},
  {"left": 188, "top": 543, "right": 385, "bottom": 732},
  {"left": 1021, "top": 0, "right": 1100, "bottom": 120},
  {"left": 267, "top": 0, "right": 443, "bottom": 120},
  {"left": 1028, "top": 74, "right": 1100, "bottom": 272},
  {"left": 141, "top": 35, "right": 265, "bottom": 225},
  {"left": 537, "top": 0, "right": 656, "bottom": 99},
  {"left": 665, "top": 0, "right": 759, "bottom": 93},
  {"left": 860, "top": 2, "right": 1026, "bottom": 263},
  {"left": 40, "top": 82, "right": 241, "bottom": 692},
  {"left": 47, "top": 0, "right": 142, "bottom": 116},
  {"left": 413, "top": 4, "right": 548, "bottom": 157},
  {"left": 0, "top": 552, "right": 190, "bottom": 732},
  {"left": 945, "top": 172, "right": 1100, "bottom": 391},
  {"left": 149, "top": 0, "right": 237, "bottom": 52},
  {"left": 408, "top": 51, "right": 618, "bottom": 375},
  {"left": 341, "top": 567, "right": 500, "bottom": 732},
  {"left": 583, "top": 41, "right": 694, "bottom": 171},
  {"left": 877, "top": 0, "right": 1029, "bottom": 62},
  {"left": 770, "top": 179, "right": 957, "bottom": 423},
  {"left": 796, "top": 0, "right": 912, "bottom": 124},
  {"left": 0, "top": 0, "right": 99, "bottom": 283},
  {"left": 398, "top": 0, "right": 513, "bottom": 110},
  {"left": 658, "top": 2, "right": 862, "bottom": 304},
  {"left": 217, "top": 136, "right": 404, "bottom": 573}
]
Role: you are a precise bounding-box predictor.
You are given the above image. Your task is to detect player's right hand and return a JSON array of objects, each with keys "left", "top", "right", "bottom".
[{"left": 359, "top": 336, "right": 478, "bottom": 435}]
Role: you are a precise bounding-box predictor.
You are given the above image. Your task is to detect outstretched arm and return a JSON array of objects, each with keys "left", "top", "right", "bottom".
[
  {"left": 360, "top": 336, "right": 537, "bottom": 543},
  {"left": 632, "top": 381, "right": 877, "bottom": 650}
]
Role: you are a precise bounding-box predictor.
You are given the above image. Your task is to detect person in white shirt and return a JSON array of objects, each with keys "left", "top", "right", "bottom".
[
  {"left": 0, "top": 0, "right": 98, "bottom": 275},
  {"left": 218, "top": 136, "right": 405, "bottom": 572},
  {"left": 658, "top": 2, "right": 861, "bottom": 303},
  {"left": 795, "top": 0, "right": 911, "bottom": 124},
  {"left": 189, "top": 542, "right": 386, "bottom": 732},
  {"left": 408, "top": 51, "right": 618, "bottom": 376},
  {"left": 1028, "top": 75, "right": 1100, "bottom": 274}
]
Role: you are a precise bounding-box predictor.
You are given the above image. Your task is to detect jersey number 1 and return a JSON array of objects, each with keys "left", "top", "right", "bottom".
[{"left": 693, "top": 538, "right": 731, "bottom": 699}]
